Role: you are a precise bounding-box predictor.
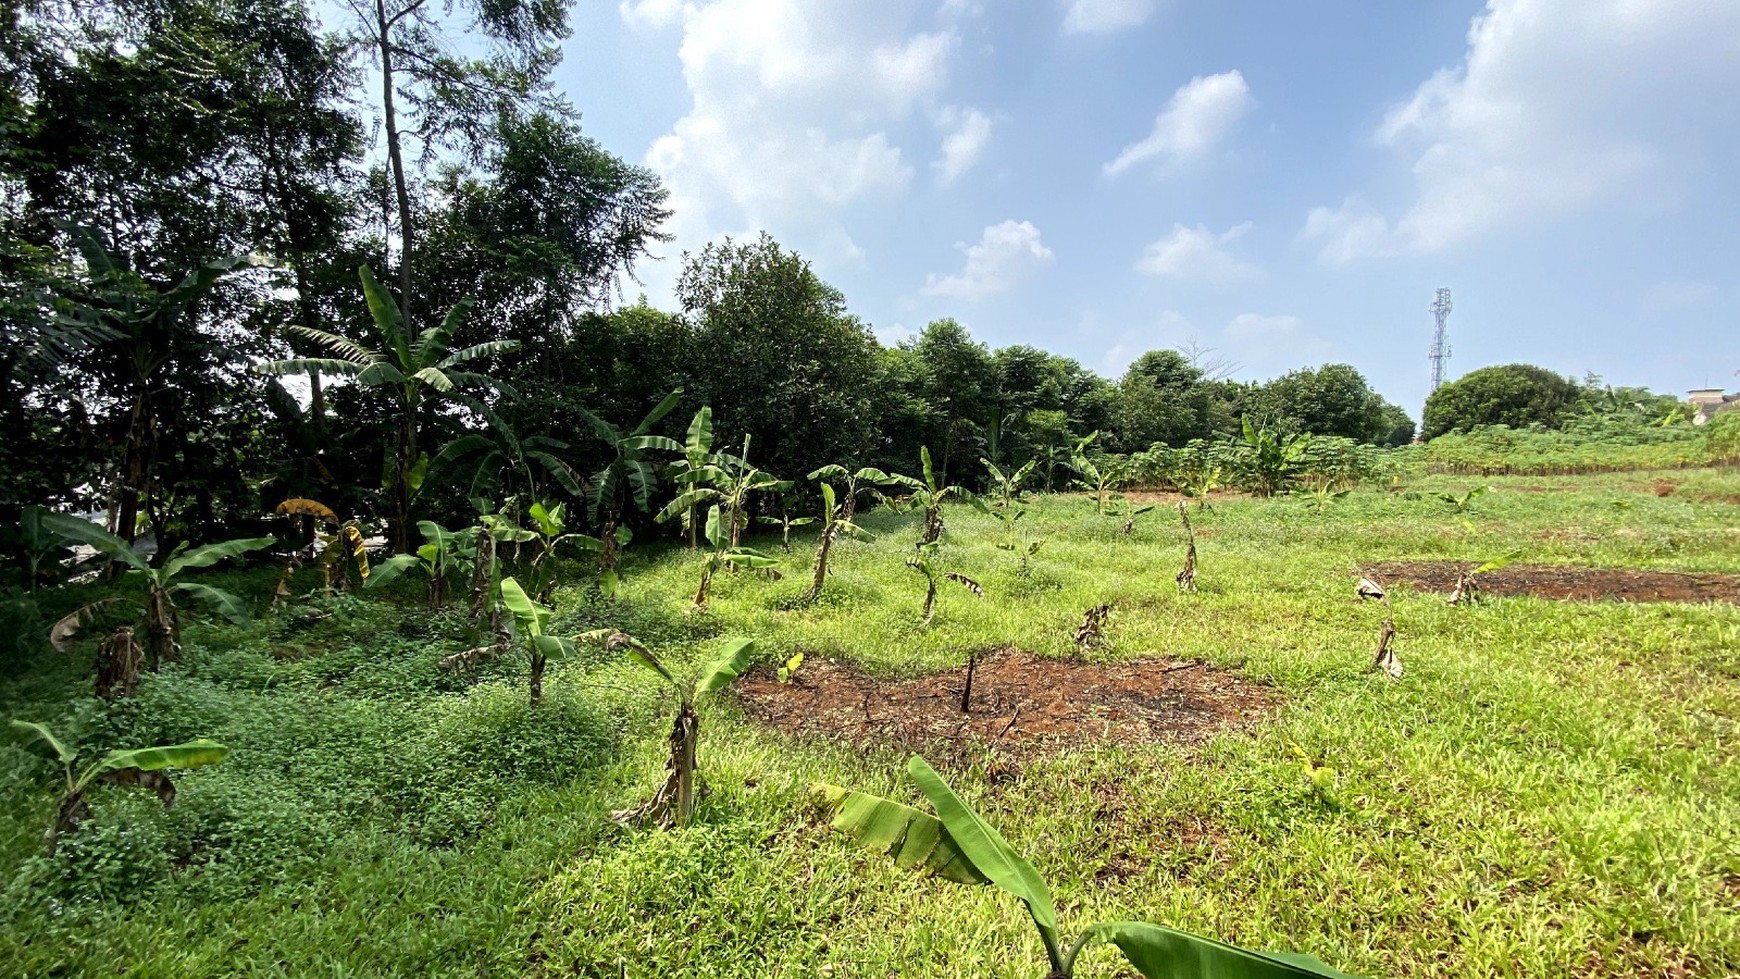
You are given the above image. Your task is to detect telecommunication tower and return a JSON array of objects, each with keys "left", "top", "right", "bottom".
[{"left": 1428, "top": 288, "right": 1453, "bottom": 392}]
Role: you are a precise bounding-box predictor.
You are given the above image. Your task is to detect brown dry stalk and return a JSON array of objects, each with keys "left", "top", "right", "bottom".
[{"left": 1075, "top": 603, "right": 1111, "bottom": 652}]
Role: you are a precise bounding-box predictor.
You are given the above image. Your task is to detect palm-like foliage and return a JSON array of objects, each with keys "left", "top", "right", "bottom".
[
  {"left": 430, "top": 404, "right": 583, "bottom": 506},
  {"left": 55, "top": 223, "right": 264, "bottom": 545},
  {"left": 577, "top": 387, "right": 685, "bottom": 553},
  {"left": 257, "top": 265, "right": 519, "bottom": 551}
]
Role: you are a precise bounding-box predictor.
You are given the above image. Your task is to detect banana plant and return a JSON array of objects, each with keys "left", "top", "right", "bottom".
[
  {"left": 1182, "top": 459, "right": 1224, "bottom": 509},
  {"left": 523, "top": 501, "right": 605, "bottom": 602},
  {"left": 1241, "top": 416, "right": 1310, "bottom": 497},
  {"left": 907, "top": 541, "right": 983, "bottom": 624},
  {"left": 579, "top": 632, "right": 755, "bottom": 829},
  {"left": 1069, "top": 433, "right": 1128, "bottom": 514},
  {"left": 430, "top": 404, "right": 583, "bottom": 505},
  {"left": 666, "top": 406, "right": 722, "bottom": 550},
  {"left": 43, "top": 513, "right": 272, "bottom": 672},
  {"left": 756, "top": 508, "right": 816, "bottom": 552},
  {"left": 808, "top": 462, "right": 906, "bottom": 526},
  {"left": 981, "top": 457, "right": 1037, "bottom": 511},
  {"left": 577, "top": 387, "right": 685, "bottom": 553},
  {"left": 812, "top": 754, "right": 1362, "bottom": 979},
  {"left": 265, "top": 499, "right": 368, "bottom": 606},
  {"left": 1301, "top": 479, "right": 1350, "bottom": 515},
  {"left": 8, "top": 505, "right": 70, "bottom": 591},
  {"left": 802, "top": 480, "right": 875, "bottom": 603},
  {"left": 896, "top": 446, "right": 974, "bottom": 546},
  {"left": 1438, "top": 485, "right": 1491, "bottom": 513},
  {"left": 691, "top": 505, "right": 780, "bottom": 610},
  {"left": 498, "top": 576, "right": 574, "bottom": 706},
  {"left": 658, "top": 433, "right": 787, "bottom": 554},
  {"left": 1119, "top": 502, "right": 1157, "bottom": 536},
  {"left": 1448, "top": 549, "right": 1521, "bottom": 606},
  {"left": 367, "top": 519, "right": 473, "bottom": 609},
  {"left": 986, "top": 500, "right": 1045, "bottom": 576},
  {"left": 10, "top": 720, "right": 229, "bottom": 854}
]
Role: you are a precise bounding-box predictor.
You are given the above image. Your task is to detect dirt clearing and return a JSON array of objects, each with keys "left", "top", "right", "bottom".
[
  {"left": 1363, "top": 561, "right": 1740, "bottom": 604},
  {"left": 736, "top": 647, "right": 1278, "bottom": 763}
]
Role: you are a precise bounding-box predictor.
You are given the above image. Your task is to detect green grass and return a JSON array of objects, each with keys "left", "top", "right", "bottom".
[{"left": 3, "top": 470, "right": 1739, "bottom": 977}]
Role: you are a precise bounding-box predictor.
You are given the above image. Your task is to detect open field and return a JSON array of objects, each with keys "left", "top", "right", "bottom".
[{"left": 4, "top": 470, "right": 1739, "bottom": 977}]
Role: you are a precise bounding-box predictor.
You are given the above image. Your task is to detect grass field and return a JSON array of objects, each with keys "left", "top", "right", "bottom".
[{"left": 3, "top": 469, "right": 1738, "bottom": 978}]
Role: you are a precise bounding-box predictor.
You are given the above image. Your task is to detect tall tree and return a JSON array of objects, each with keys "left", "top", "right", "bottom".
[
  {"left": 1422, "top": 364, "right": 1579, "bottom": 439},
  {"left": 906, "top": 319, "right": 995, "bottom": 485},
  {"left": 678, "top": 233, "right": 882, "bottom": 485},
  {"left": 344, "top": 0, "right": 570, "bottom": 334},
  {"left": 1111, "top": 350, "right": 1213, "bottom": 450}
]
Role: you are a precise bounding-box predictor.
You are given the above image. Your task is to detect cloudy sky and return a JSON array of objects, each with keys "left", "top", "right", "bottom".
[{"left": 553, "top": 0, "right": 1740, "bottom": 418}]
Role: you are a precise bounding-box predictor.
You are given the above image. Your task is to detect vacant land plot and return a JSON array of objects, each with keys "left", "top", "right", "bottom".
[{"left": 3, "top": 470, "right": 1738, "bottom": 977}]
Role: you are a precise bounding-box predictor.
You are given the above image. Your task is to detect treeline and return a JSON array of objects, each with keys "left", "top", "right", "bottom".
[
  {"left": 0, "top": 0, "right": 1422, "bottom": 557},
  {"left": 1, "top": 0, "right": 1710, "bottom": 566}
]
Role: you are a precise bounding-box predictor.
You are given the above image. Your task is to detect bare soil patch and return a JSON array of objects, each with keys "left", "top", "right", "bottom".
[
  {"left": 736, "top": 647, "right": 1278, "bottom": 763},
  {"left": 1363, "top": 561, "right": 1740, "bottom": 604}
]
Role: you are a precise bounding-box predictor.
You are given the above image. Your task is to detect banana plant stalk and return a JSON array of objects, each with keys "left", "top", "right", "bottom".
[
  {"left": 802, "top": 480, "right": 875, "bottom": 602},
  {"left": 579, "top": 633, "right": 755, "bottom": 829},
  {"left": 812, "top": 754, "right": 1362, "bottom": 979},
  {"left": 907, "top": 541, "right": 983, "bottom": 624}
]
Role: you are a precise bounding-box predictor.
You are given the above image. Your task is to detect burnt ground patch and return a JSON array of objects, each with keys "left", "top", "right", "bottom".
[
  {"left": 736, "top": 647, "right": 1278, "bottom": 764},
  {"left": 1363, "top": 561, "right": 1740, "bottom": 604}
]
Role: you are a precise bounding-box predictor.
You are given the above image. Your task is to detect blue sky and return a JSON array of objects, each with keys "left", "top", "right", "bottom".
[{"left": 550, "top": 0, "right": 1740, "bottom": 419}]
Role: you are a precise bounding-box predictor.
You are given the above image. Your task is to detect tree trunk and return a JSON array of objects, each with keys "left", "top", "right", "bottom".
[
  {"left": 529, "top": 650, "right": 545, "bottom": 706},
  {"left": 376, "top": 0, "right": 415, "bottom": 333},
  {"left": 393, "top": 388, "right": 417, "bottom": 553}
]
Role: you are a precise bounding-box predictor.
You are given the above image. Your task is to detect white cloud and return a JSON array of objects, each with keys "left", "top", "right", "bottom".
[
  {"left": 1299, "top": 198, "right": 1395, "bottom": 264},
  {"left": 1136, "top": 222, "right": 1258, "bottom": 282},
  {"left": 933, "top": 106, "right": 993, "bottom": 183},
  {"left": 921, "top": 220, "right": 1054, "bottom": 300},
  {"left": 1303, "top": 0, "right": 1740, "bottom": 263},
  {"left": 1060, "top": 0, "right": 1156, "bottom": 35},
  {"left": 631, "top": 1, "right": 961, "bottom": 296},
  {"left": 1224, "top": 312, "right": 1301, "bottom": 342},
  {"left": 1104, "top": 70, "right": 1255, "bottom": 177},
  {"left": 619, "top": 0, "right": 681, "bottom": 29}
]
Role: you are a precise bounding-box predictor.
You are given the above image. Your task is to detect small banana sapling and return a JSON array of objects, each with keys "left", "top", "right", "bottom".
[
  {"left": 691, "top": 505, "right": 781, "bottom": 610},
  {"left": 1448, "top": 550, "right": 1521, "bottom": 606},
  {"left": 896, "top": 446, "right": 972, "bottom": 545},
  {"left": 802, "top": 480, "right": 876, "bottom": 603},
  {"left": 10, "top": 720, "right": 230, "bottom": 854},
  {"left": 907, "top": 541, "right": 984, "bottom": 624},
  {"left": 495, "top": 576, "right": 573, "bottom": 706},
  {"left": 367, "top": 519, "right": 472, "bottom": 609},
  {"left": 811, "top": 755, "right": 1362, "bottom": 979},
  {"left": 981, "top": 457, "right": 1037, "bottom": 511},
  {"left": 578, "top": 632, "right": 756, "bottom": 829}
]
